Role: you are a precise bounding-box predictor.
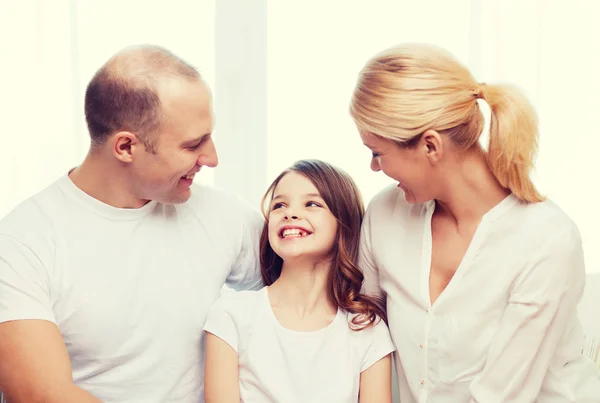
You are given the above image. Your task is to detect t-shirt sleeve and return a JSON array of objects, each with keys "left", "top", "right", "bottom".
[
  {"left": 358, "top": 206, "right": 383, "bottom": 300},
  {"left": 203, "top": 293, "right": 241, "bottom": 353},
  {"left": 360, "top": 317, "right": 396, "bottom": 372},
  {"left": 226, "top": 198, "right": 265, "bottom": 291},
  {"left": 0, "top": 234, "right": 56, "bottom": 324}
]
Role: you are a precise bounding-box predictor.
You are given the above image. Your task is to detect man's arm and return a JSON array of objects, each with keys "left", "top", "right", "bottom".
[
  {"left": 0, "top": 320, "right": 101, "bottom": 403},
  {"left": 0, "top": 234, "right": 100, "bottom": 402},
  {"left": 226, "top": 198, "right": 265, "bottom": 291}
]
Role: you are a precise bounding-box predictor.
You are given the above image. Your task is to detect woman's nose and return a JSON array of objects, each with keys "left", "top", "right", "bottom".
[{"left": 370, "top": 157, "right": 381, "bottom": 172}]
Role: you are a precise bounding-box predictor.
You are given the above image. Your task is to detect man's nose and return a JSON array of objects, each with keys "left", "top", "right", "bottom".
[{"left": 198, "top": 139, "right": 218, "bottom": 168}]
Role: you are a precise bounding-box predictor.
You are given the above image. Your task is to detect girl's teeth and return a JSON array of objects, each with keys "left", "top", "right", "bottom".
[{"left": 282, "top": 229, "right": 308, "bottom": 237}]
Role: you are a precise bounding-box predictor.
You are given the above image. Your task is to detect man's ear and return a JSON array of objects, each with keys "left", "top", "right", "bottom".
[
  {"left": 111, "top": 131, "right": 141, "bottom": 163},
  {"left": 422, "top": 129, "right": 443, "bottom": 164}
]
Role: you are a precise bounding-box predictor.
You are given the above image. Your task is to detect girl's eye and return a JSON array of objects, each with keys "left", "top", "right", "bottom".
[
  {"left": 271, "top": 202, "right": 285, "bottom": 210},
  {"left": 306, "top": 201, "right": 322, "bottom": 207},
  {"left": 372, "top": 152, "right": 380, "bottom": 158}
]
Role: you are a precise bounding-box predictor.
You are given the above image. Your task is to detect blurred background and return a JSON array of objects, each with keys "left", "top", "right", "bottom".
[{"left": 0, "top": 0, "right": 598, "bottom": 274}]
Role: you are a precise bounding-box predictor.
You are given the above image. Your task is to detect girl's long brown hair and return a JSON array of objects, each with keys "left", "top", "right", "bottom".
[{"left": 259, "top": 159, "right": 386, "bottom": 330}]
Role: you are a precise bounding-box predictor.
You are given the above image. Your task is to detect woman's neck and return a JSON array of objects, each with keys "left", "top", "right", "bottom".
[{"left": 435, "top": 146, "right": 510, "bottom": 225}]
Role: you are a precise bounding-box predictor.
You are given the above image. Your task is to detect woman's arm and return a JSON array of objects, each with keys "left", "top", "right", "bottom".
[
  {"left": 204, "top": 332, "right": 240, "bottom": 403},
  {"left": 359, "top": 354, "right": 393, "bottom": 403},
  {"left": 468, "top": 227, "right": 586, "bottom": 402}
]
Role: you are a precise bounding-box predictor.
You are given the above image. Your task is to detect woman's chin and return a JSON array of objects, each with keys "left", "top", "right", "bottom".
[{"left": 397, "top": 184, "right": 420, "bottom": 204}]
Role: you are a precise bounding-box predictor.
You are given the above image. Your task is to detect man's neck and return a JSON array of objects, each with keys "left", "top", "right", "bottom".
[{"left": 69, "top": 151, "right": 146, "bottom": 209}]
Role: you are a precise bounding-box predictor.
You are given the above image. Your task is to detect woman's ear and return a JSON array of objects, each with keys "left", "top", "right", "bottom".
[{"left": 422, "top": 129, "right": 443, "bottom": 164}]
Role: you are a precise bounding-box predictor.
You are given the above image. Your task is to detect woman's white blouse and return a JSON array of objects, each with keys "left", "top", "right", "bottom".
[{"left": 359, "top": 185, "right": 600, "bottom": 403}]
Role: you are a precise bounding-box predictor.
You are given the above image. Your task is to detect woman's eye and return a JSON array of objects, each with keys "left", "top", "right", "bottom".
[{"left": 372, "top": 152, "right": 380, "bottom": 158}]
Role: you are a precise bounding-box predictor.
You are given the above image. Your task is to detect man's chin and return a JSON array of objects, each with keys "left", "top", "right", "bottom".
[{"left": 156, "top": 189, "right": 192, "bottom": 205}]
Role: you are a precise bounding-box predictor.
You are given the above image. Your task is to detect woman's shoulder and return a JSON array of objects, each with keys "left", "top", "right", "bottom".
[
  {"left": 364, "top": 184, "right": 429, "bottom": 225},
  {"left": 366, "top": 184, "right": 403, "bottom": 212},
  {"left": 516, "top": 197, "right": 580, "bottom": 239}
]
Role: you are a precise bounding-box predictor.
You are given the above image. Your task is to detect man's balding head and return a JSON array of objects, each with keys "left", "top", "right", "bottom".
[{"left": 84, "top": 45, "right": 202, "bottom": 152}]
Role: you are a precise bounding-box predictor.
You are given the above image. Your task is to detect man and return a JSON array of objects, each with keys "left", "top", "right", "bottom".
[{"left": 0, "top": 45, "right": 263, "bottom": 402}]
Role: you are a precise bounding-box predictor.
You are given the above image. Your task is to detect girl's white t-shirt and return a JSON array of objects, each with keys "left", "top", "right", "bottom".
[{"left": 203, "top": 287, "right": 395, "bottom": 403}]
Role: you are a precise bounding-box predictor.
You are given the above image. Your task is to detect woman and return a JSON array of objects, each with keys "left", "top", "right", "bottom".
[{"left": 350, "top": 43, "right": 600, "bottom": 402}]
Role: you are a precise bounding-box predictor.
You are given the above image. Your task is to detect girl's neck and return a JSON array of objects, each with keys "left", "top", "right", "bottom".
[{"left": 268, "top": 260, "right": 336, "bottom": 318}]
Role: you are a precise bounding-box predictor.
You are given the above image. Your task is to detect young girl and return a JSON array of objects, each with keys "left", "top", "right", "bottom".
[{"left": 203, "top": 159, "right": 395, "bottom": 403}]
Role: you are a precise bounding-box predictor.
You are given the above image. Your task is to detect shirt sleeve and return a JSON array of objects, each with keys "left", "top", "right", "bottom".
[
  {"left": 358, "top": 208, "right": 383, "bottom": 299},
  {"left": 225, "top": 198, "right": 265, "bottom": 291},
  {"left": 0, "top": 234, "right": 56, "bottom": 324},
  {"left": 203, "top": 293, "right": 240, "bottom": 353},
  {"left": 468, "top": 226, "right": 586, "bottom": 403},
  {"left": 360, "top": 317, "right": 396, "bottom": 372}
]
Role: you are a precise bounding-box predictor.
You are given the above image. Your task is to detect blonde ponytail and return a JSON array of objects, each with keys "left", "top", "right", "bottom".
[
  {"left": 478, "top": 84, "right": 545, "bottom": 203},
  {"left": 350, "top": 43, "right": 545, "bottom": 204}
]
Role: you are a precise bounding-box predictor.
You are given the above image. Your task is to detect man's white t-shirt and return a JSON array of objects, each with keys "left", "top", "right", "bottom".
[
  {"left": 203, "top": 287, "right": 396, "bottom": 403},
  {"left": 0, "top": 174, "right": 264, "bottom": 403}
]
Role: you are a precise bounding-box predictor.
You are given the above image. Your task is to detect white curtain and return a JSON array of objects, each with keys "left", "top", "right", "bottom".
[
  {"left": 266, "top": 0, "right": 600, "bottom": 273},
  {"left": 1, "top": 0, "right": 598, "bottom": 275},
  {"left": 0, "top": 0, "right": 215, "bottom": 218}
]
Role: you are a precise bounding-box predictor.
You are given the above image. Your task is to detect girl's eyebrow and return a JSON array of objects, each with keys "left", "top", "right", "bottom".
[{"left": 272, "top": 192, "right": 322, "bottom": 201}]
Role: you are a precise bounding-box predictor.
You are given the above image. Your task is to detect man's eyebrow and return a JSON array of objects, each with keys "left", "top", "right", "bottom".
[{"left": 181, "top": 133, "right": 211, "bottom": 146}]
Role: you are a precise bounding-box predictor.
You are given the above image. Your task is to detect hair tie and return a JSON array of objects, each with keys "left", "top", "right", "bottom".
[{"left": 475, "top": 82, "right": 487, "bottom": 99}]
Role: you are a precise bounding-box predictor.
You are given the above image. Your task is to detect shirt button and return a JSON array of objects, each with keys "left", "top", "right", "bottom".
[
  {"left": 419, "top": 343, "right": 424, "bottom": 348},
  {"left": 420, "top": 380, "right": 425, "bottom": 385}
]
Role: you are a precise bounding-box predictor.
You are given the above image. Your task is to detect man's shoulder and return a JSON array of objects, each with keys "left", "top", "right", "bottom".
[
  {"left": 0, "top": 177, "right": 68, "bottom": 238},
  {"left": 186, "top": 184, "right": 254, "bottom": 212},
  {"left": 182, "top": 184, "right": 263, "bottom": 230}
]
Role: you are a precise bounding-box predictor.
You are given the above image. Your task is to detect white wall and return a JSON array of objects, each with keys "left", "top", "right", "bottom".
[
  {"left": 265, "top": 0, "right": 600, "bottom": 273},
  {"left": 1, "top": 1, "right": 598, "bottom": 273}
]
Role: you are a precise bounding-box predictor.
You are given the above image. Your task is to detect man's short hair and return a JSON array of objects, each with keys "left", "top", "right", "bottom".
[{"left": 84, "top": 45, "right": 201, "bottom": 152}]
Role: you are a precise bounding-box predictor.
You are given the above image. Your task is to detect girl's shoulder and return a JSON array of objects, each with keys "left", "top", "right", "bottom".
[
  {"left": 343, "top": 312, "right": 391, "bottom": 338},
  {"left": 342, "top": 312, "right": 396, "bottom": 370},
  {"left": 209, "top": 287, "right": 266, "bottom": 317}
]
